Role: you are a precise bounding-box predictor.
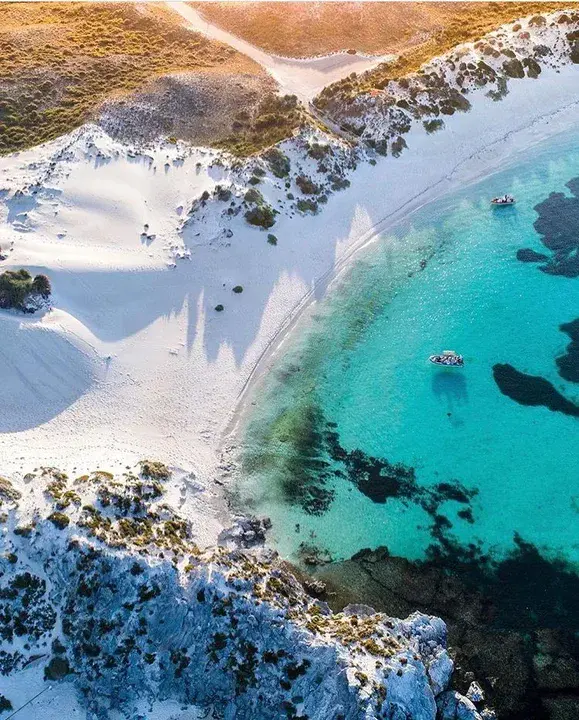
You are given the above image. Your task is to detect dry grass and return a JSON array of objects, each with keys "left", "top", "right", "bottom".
[
  {"left": 0, "top": 2, "right": 265, "bottom": 154},
  {"left": 191, "top": 2, "right": 572, "bottom": 61},
  {"left": 190, "top": 2, "right": 472, "bottom": 58},
  {"left": 99, "top": 71, "right": 279, "bottom": 152},
  {"left": 355, "top": 2, "right": 574, "bottom": 89}
]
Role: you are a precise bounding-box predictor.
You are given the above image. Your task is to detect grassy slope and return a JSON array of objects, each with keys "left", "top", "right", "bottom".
[
  {"left": 355, "top": 2, "right": 574, "bottom": 90},
  {"left": 191, "top": 2, "right": 572, "bottom": 61},
  {"left": 193, "top": 2, "right": 573, "bottom": 149},
  {"left": 0, "top": 2, "right": 265, "bottom": 155},
  {"left": 1, "top": 3, "right": 573, "bottom": 157},
  {"left": 190, "top": 2, "right": 474, "bottom": 58}
]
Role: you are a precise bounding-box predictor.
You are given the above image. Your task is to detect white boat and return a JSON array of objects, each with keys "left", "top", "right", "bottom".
[
  {"left": 491, "top": 194, "right": 515, "bottom": 205},
  {"left": 429, "top": 350, "right": 464, "bottom": 367}
]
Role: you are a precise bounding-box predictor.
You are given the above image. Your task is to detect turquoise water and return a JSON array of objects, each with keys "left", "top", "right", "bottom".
[{"left": 237, "top": 131, "right": 579, "bottom": 570}]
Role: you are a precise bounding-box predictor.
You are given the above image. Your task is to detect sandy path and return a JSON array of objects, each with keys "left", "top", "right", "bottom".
[{"left": 166, "top": 1, "right": 392, "bottom": 103}]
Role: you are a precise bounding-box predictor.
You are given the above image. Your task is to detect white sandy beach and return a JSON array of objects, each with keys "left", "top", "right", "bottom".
[{"left": 1, "top": 15, "right": 579, "bottom": 551}]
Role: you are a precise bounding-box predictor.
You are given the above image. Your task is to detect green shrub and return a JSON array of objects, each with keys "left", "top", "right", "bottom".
[
  {"left": 0, "top": 694, "right": 12, "bottom": 713},
  {"left": 248, "top": 175, "right": 261, "bottom": 185},
  {"left": 263, "top": 147, "right": 291, "bottom": 178},
  {"left": 502, "top": 58, "right": 525, "bottom": 78},
  {"left": 232, "top": 286, "right": 243, "bottom": 294},
  {"left": 0, "top": 269, "right": 51, "bottom": 310},
  {"left": 296, "top": 175, "right": 320, "bottom": 195},
  {"left": 215, "top": 304, "right": 224, "bottom": 312},
  {"left": 391, "top": 136, "right": 407, "bottom": 157},
  {"left": 32, "top": 274, "right": 51, "bottom": 296},
  {"left": 528, "top": 14, "right": 546, "bottom": 26},
  {"left": 244, "top": 188, "right": 264, "bottom": 204},
  {"left": 48, "top": 512, "right": 70, "bottom": 529},
  {"left": 307, "top": 142, "right": 330, "bottom": 160},
  {"left": 375, "top": 139, "right": 388, "bottom": 156},
  {"left": 0, "top": 477, "right": 22, "bottom": 503},
  {"left": 523, "top": 57, "right": 541, "bottom": 78},
  {"left": 44, "top": 656, "right": 70, "bottom": 681},
  {"left": 245, "top": 204, "right": 276, "bottom": 228},
  {"left": 423, "top": 119, "right": 444, "bottom": 134},
  {"left": 216, "top": 186, "right": 232, "bottom": 202},
  {"left": 296, "top": 199, "right": 318, "bottom": 214},
  {"left": 267, "top": 234, "right": 278, "bottom": 245},
  {"left": 139, "top": 460, "right": 170, "bottom": 481}
]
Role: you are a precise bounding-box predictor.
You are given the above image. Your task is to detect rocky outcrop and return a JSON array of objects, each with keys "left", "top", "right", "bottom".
[{"left": 0, "top": 464, "right": 477, "bottom": 719}]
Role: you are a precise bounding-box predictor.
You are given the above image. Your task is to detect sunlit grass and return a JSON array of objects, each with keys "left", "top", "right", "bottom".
[
  {"left": 0, "top": 2, "right": 259, "bottom": 154},
  {"left": 357, "top": 2, "right": 573, "bottom": 91}
]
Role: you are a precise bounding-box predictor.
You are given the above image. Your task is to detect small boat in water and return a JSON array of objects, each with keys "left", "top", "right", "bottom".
[
  {"left": 429, "top": 350, "right": 464, "bottom": 367},
  {"left": 491, "top": 194, "right": 516, "bottom": 206}
]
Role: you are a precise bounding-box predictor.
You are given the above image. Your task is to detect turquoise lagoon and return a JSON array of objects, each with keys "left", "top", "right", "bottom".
[{"left": 237, "top": 131, "right": 579, "bottom": 573}]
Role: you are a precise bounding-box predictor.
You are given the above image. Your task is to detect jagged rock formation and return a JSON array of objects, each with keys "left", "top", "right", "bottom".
[{"left": 0, "top": 464, "right": 484, "bottom": 719}]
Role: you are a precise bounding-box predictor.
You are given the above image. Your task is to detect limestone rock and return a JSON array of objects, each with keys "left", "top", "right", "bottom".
[{"left": 437, "top": 690, "right": 483, "bottom": 720}]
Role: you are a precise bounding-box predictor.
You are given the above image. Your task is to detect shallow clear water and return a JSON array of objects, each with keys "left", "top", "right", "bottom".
[{"left": 237, "top": 130, "right": 579, "bottom": 570}]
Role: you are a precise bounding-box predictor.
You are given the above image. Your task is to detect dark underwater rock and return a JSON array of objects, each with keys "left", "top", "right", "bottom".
[
  {"left": 516, "top": 248, "right": 548, "bottom": 263},
  {"left": 315, "top": 533, "right": 579, "bottom": 720},
  {"left": 528, "top": 177, "right": 579, "bottom": 277},
  {"left": 492, "top": 363, "right": 579, "bottom": 417},
  {"left": 556, "top": 318, "right": 579, "bottom": 383}
]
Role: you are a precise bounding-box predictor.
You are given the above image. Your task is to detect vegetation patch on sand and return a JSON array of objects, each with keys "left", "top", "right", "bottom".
[
  {"left": 0, "top": 2, "right": 264, "bottom": 154},
  {"left": 217, "top": 93, "right": 304, "bottom": 157},
  {"left": 0, "top": 269, "right": 51, "bottom": 311},
  {"left": 318, "top": 2, "right": 570, "bottom": 97}
]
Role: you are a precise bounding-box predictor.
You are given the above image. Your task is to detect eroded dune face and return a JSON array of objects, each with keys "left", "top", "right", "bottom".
[{"left": 0, "top": 317, "right": 102, "bottom": 432}]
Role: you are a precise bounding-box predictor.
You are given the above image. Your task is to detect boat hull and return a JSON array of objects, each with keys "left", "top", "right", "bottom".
[{"left": 429, "top": 355, "right": 464, "bottom": 367}]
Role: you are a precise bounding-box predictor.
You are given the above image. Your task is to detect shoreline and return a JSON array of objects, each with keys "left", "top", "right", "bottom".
[
  {"left": 1, "top": 41, "right": 579, "bottom": 550},
  {"left": 223, "top": 87, "right": 579, "bottom": 458}
]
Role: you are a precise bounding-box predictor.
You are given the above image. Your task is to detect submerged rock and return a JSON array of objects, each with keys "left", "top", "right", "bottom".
[
  {"left": 516, "top": 247, "right": 548, "bottom": 263},
  {"left": 492, "top": 362, "right": 579, "bottom": 417}
]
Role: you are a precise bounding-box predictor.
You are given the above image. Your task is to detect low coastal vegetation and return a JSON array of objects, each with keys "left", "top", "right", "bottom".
[
  {"left": 352, "top": 2, "right": 569, "bottom": 91},
  {"left": 0, "top": 3, "right": 260, "bottom": 155},
  {"left": 0, "top": 461, "right": 472, "bottom": 719},
  {"left": 0, "top": 269, "right": 51, "bottom": 311},
  {"left": 244, "top": 187, "right": 277, "bottom": 228},
  {"left": 0, "top": 3, "right": 571, "bottom": 159},
  {"left": 192, "top": 2, "right": 571, "bottom": 59},
  {"left": 217, "top": 93, "right": 303, "bottom": 157},
  {"left": 313, "top": 9, "right": 579, "bottom": 160}
]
